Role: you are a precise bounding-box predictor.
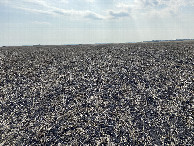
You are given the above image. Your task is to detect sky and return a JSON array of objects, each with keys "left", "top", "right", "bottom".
[{"left": 0, "top": 0, "right": 194, "bottom": 46}]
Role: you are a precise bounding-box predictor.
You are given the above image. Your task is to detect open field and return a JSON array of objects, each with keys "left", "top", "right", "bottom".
[{"left": 0, "top": 42, "right": 193, "bottom": 145}]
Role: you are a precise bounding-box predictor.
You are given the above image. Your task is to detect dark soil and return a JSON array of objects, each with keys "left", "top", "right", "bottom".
[{"left": 0, "top": 42, "right": 193, "bottom": 145}]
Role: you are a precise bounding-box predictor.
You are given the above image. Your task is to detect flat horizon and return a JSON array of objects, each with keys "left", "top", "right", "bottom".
[{"left": 1, "top": 38, "right": 194, "bottom": 47}]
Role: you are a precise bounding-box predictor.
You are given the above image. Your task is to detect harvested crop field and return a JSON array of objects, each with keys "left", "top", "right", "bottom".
[{"left": 0, "top": 42, "right": 193, "bottom": 145}]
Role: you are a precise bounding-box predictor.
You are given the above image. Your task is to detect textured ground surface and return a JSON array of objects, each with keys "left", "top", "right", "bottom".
[{"left": 0, "top": 42, "right": 193, "bottom": 145}]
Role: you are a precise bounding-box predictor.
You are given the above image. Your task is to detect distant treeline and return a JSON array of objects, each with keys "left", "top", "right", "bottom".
[{"left": 143, "top": 39, "right": 194, "bottom": 43}]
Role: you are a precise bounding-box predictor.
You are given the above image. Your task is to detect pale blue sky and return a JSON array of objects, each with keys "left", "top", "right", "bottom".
[{"left": 0, "top": 0, "right": 194, "bottom": 46}]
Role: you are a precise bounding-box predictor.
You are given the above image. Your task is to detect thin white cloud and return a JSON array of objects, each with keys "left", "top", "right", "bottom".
[
  {"left": 22, "top": 0, "right": 50, "bottom": 8},
  {"left": 14, "top": 6, "right": 55, "bottom": 16},
  {"left": 84, "top": 12, "right": 106, "bottom": 20},
  {"left": 1, "top": 0, "right": 109, "bottom": 20},
  {"left": 60, "top": 0, "right": 68, "bottom": 4},
  {"left": 52, "top": 8, "right": 109, "bottom": 20},
  {"left": 108, "top": 10, "right": 130, "bottom": 18},
  {"left": 85, "top": 0, "right": 95, "bottom": 3},
  {"left": 33, "top": 21, "right": 51, "bottom": 25},
  {"left": 1, "top": 0, "right": 193, "bottom": 20},
  {"left": 116, "top": 0, "right": 194, "bottom": 18}
]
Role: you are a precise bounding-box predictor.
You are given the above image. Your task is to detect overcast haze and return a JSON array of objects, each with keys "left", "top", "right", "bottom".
[{"left": 0, "top": 0, "right": 194, "bottom": 46}]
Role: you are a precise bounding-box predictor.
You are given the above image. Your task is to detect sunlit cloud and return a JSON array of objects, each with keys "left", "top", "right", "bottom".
[
  {"left": 1, "top": 0, "right": 193, "bottom": 20},
  {"left": 116, "top": 0, "right": 194, "bottom": 18}
]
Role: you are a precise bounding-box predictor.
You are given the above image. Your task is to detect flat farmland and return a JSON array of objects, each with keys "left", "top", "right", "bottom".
[{"left": 0, "top": 42, "right": 193, "bottom": 145}]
